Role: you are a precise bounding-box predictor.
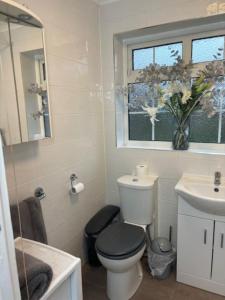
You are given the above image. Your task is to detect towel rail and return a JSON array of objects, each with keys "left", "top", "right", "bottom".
[{"left": 34, "top": 187, "right": 46, "bottom": 200}]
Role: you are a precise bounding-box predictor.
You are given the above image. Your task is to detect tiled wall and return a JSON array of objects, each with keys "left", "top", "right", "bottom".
[
  {"left": 4, "top": 0, "right": 225, "bottom": 259},
  {"left": 4, "top": 0, "right": 105, "bottom": 261},
  {"left": 99, "top": 0, "right": 225, "bottom": 246}
]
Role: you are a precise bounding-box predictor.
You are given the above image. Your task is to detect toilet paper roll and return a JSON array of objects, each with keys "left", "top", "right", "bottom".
[
  {"left": 136, "top": 164, "right": 148, "bottom": 178},
  {"left": 71, "top": 182, "right": 85, "bottom": 194}
]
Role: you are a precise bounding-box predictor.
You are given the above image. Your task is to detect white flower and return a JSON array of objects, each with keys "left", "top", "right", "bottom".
[
  {"left": 142, "top": 106, "right": 159, "bottom": 125},
  {"left": 159, "top": 96, "right": 166, "bottom": 108},
  {"left": 181, "top": 86, "right": 192, "bottom": 104}
]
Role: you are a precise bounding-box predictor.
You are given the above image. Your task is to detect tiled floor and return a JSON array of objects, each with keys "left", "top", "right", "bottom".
[{"left": 82, "top": 258, "right": 225, "bottom": 300}]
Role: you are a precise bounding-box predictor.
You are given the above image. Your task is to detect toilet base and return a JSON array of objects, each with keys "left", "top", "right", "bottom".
[{"left": 107, "top": 261, "right": 143, "bottom": 300}]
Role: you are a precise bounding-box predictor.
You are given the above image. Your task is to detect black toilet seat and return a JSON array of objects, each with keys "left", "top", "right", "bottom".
[{"left": 95, "top": 222, "right": 146, "bottom": 260}]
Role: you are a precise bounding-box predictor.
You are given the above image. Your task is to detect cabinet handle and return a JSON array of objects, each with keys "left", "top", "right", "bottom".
[
  {"left": 221, "top": 234, "right": 224, "bottom": 249},
  {"left": 204, "top": 229, "right": 207, "bottom": 244}
]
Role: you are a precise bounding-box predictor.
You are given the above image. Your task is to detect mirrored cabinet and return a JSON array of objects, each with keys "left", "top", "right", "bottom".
[{"left": 0, "top": 2, "right": 51, "bottom": 145}]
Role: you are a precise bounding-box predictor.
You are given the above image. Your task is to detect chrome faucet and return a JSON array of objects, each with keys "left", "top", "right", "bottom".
[{"left": 214, "top": 171, "right": 221, "bottom": 186}]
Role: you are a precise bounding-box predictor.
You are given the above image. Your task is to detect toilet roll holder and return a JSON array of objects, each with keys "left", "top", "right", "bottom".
[{"left": 70, "top": 173, "right": 78, "bottom": 182}]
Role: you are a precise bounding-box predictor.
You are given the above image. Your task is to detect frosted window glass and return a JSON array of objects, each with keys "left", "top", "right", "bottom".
[
  {"left": 128, "top": 82, "right": 171, "bottom": 112},
  {"left": 129, "top": 114, "right": 153, "bottom": 141},
  {"left": 192, "top": 36, "right": 225, "bottom": 63},
  {"left": 213, "top": 78, "right": 225, "bottom": 110},
  {"left": 128, "top": 83, "right": 150, "bottom": 111},
  {"left": 155, "top": 43, "right": 182, "bottom": 66},
  {"left": 128, "top": 83, "right": 153, "bottom": 141},
  {"left": 190, "top": 111, "right": 218, "bottom": 143},
  {"left": 155, "top": 111, "right": 174, "bottom": 141},
  {"left": 220, "top": 113, "right": 225, "bottom": 143},
  {"left": 133, "top": 48, "right": 153, "bottom": 70}
]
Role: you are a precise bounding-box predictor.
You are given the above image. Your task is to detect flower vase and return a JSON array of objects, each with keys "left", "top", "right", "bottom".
[{"left": 172, "top": 120, "right": 190, "bottom": 150}]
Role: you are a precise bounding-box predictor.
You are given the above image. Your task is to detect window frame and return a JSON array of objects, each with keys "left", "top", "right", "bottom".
[{"left": 122, "top": 29, "right": 225, "bottom": 153}]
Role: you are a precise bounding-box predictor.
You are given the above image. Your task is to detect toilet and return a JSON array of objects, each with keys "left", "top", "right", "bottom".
[{"left": 96, "top": 175, "right": 158, "bottom": 300}]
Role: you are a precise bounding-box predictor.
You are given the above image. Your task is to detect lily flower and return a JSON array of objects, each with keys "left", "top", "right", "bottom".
[
  {"left": 181, "top": 86, "right": 192, "bottom": 104},
  {"left": 142, "top": 106, "right": 159, "bottom": 125}
]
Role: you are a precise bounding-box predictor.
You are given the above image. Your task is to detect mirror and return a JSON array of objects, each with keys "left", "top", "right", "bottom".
[
  {"left": 0, "top": 2, "right": 51, "bottom": 145},
  {"left": 0, "top": 16, "right": 20, "bottom": 145}
]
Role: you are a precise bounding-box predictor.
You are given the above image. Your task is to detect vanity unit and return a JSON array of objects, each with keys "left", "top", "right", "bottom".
[{"left": 176, "top": 174, "right": 225, "bottom": 296}]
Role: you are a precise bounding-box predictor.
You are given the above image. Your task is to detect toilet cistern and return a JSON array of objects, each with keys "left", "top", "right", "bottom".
[
  {"left": 117, "top": 175, "right": 158, "bottom": 225},
  {"left": 96, "top": 174, "right": 158, "bottom": 300}
]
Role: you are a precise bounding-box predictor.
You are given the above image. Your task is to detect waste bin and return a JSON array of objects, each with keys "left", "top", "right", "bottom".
[
  {"left": 84, "top": 205, "right": 120, "bottom": 266},
  {"left": 147, "top": 237, "right": 176, "bottom": 279}
]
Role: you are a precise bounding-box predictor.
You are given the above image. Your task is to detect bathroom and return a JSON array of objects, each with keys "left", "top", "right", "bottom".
[{"left": 1, "top": 0, "right": 225, "bottom": 299}]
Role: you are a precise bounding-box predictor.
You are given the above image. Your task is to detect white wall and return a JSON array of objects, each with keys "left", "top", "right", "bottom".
[
  {"left": 100, "top": 0, "right": 225, "bottom": 246},
  {"left": 4, "top": 0, "right": 225, "bottom": 261},
  {"left": 4, "top": 0, "right": 105, "bottom": 262}
]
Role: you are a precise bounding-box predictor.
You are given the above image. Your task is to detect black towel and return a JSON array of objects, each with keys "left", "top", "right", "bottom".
[
  {"left": 11, "top": 197, "right": 48, "bottom": 244},
  {"left": 16, "top": 249, "right": 53, "bottom": 300}
]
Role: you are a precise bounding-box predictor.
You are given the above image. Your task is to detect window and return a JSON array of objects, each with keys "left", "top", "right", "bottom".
[
  {"left": 132, "top": 42, "right": 182, "bottom": 70},
  {"left": 133, "top": 48, "right": 153, "bottom": 70},
  {"left": 125, "top": 32, "right": 225, "bottom": 149},
  {"left": 192, "top": 36, "right": 224, "bottom": 63}
]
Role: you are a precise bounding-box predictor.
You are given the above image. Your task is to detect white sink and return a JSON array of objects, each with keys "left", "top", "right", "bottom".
[{"left": 175, "top": 174, "right": 225, "bottom": 216}]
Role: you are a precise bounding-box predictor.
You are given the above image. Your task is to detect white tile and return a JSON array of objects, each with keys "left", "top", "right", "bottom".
[
  {"left": 7, "top": 0, "right": 105, "bottom": 260},
  {"left": 47, "top": 55, "right": 89, "bottom": 90},
  {"left": 50, "top": 87, "right": 90, "bottom": 115},
  {"left": 9, "top": 0, "right": 225, "bottom": 261},
  {"left": 45, "top": 23, "right": 88, "bottom": 64},
  {"left": 99, "top": 0, "right": 225, "bottom": 252}
]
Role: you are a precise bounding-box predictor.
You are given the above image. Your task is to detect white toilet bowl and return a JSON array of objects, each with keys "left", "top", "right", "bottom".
[{"left": 96, "top": 222, "right": 146, "bottom": 300}]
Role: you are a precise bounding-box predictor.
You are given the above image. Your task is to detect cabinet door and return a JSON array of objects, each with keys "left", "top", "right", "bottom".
[
  {"left": 177, "top": 214, "right": 214, "bottom": 279},
  {"left": 212, "top": 221, "right": 225, "bottom": 284},
  {"left": 0, "top": 19, "right": 21, "bottom": 145}
]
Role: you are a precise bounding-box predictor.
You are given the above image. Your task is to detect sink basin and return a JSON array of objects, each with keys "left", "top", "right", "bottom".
[{"left": 175, "top": 174, "right": 225, "bottom": 216}]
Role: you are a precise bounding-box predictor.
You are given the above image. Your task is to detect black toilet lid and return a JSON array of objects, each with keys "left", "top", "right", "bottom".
[{"left": 96, "top": 223, "right": 146, "bottom": 260}]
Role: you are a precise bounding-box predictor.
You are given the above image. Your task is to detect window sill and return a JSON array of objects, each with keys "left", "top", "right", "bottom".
[{"left": 117, "top": 141, "right": 225, "bottom": 156}]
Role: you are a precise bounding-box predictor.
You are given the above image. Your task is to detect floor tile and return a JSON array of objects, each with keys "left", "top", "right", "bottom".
[
  {"left": 83, "top": 282, "right": 107, "bottom": 300},
  {"left": 82, "top": 258, "right": 225, "bottom": 300}
]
